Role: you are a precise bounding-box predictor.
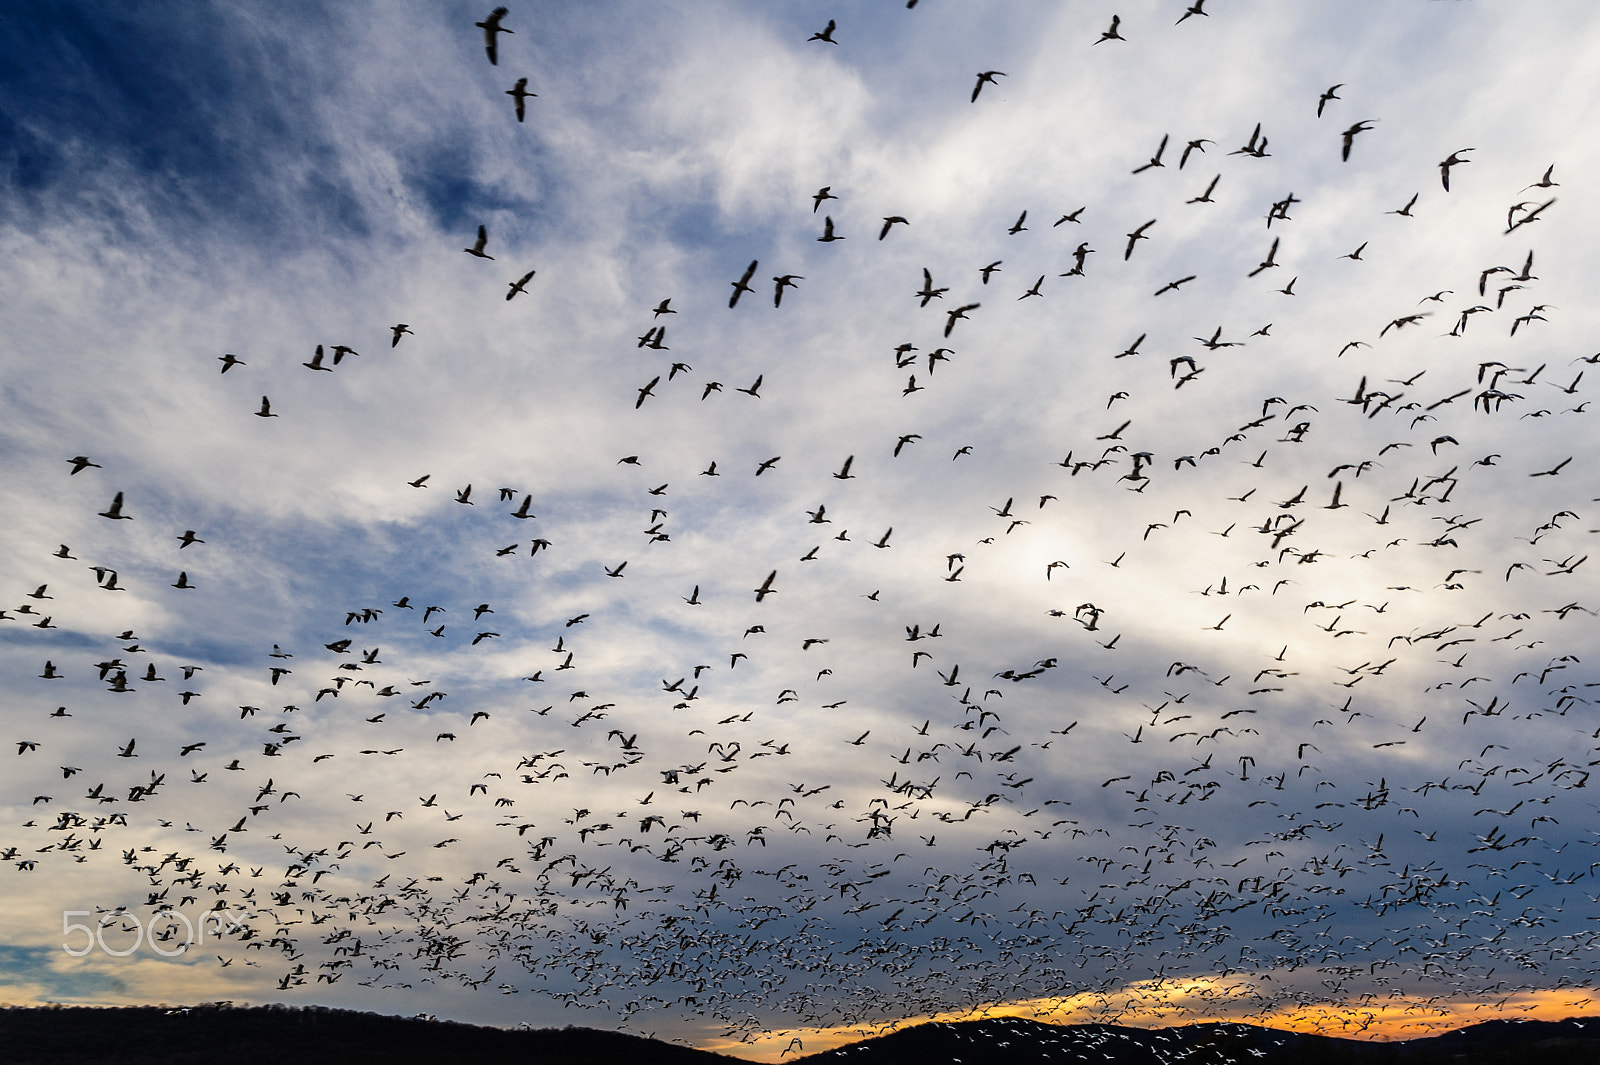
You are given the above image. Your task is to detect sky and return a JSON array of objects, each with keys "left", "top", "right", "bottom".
[{"left": 2, "top": 0, "right": 1600, "bottom": 1057}]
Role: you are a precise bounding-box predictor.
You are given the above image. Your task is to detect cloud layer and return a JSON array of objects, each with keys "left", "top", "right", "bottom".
[{"left": 2, "top": 0, "right": 1599, "bottom": 1052}]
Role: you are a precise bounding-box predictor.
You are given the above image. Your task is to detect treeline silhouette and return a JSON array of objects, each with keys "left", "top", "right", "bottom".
[
  {"left": 0, "top": 1004, "right": 731, "bottom": 1065},
  {"left": 3, "top": 1006, "right": 1599, "bottom": 1064}
]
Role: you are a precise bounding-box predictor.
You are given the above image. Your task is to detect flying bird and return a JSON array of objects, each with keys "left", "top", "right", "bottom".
[
  {"left": 1132, "top": 134, "right": 1168, "bottom": 173},
  {"left": 773, "top": 275, "right": 803, "bottom": 307},
  {"left": 729, "top": 260, "right": 758, "bottom": 307},
  {"left": 1094, "top": 14, "right": 1124, "bottom": 44},
  {"left": 1124, "top": 219, "right": 1156, "bottom": 260},
  {"left": 1179, "top": 139, "right": 1212, "bottom": 169},
  {"left": 506, "top": 269, "right": 536, "bottom": 300},
  {"left": 635, "top": 377, "right": 660, "bottom": 409},
  {"left": 1523, "top": 163, "right": 1558, "bottom": 191},
  {"left": 1439, "top": 148, "right": 1473, "bottom": 191},
  {"left": 944, "top": 304, "right": 979, "bottom": 337},
  {"left": 506, "top": 77, "right": 536, "bottom": 120},
  {"left": 99, "top": 493, "right": 131, "bottom": 520},
  {"left": 1340, "top": 119, "right": 1377, "bottom": 161},
  {"left": 475, "top": 7, "right": 512, "bottom": 65},
  {"left": 464, "top": 225, "right": 494, "bottom": 259},
  {"left": 971, "top": 71, "right": 1005, "bottom": 102}
]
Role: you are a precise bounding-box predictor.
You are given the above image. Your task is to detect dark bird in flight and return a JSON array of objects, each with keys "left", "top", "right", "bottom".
[
  {"left": 1439, "top": 148, "right": 1473, "bottom": 191},
  {"left": 1186, "top": 174, "right": 1220, "bottom": 204},
  {"left": 916, "top": 268, "right": 947, "bottom": 305},
  {"left": 729, "top": 260, "right": 758, "bottom": 307},
  {"left": 1179, "top": 139, "right": 1211, "bottom": 168},
  {"left": 506, "top": 77, "right": 535, "bottom": 121},
  {"left": 1523, "top": 164, "right": 1557, "bottom": 191},
  {"left": 1231, "top": 122, "right": 1268, "bottom": 157},
  {"left": 754, "top": 571, "right": 777, "bottom": 602},
  {"left": 476, "top": 8, "right": 512, "bottom": 65},
  {"left": 1340, "top": 120, "right": 1377, "bottom": 161},
  {"left": 217, "top": 353, "right": 245, "bottom": 372},
  {"left": 464, "top": 224, "right": 494, "bottom": 259},
  {"left": 879, "top": 216, "right": 908, "bottom": 240},
  {"left": 812, "top": 186, "right": 836, "bottom": 212},
  {"left": 1317, "top": 84, "right": 1342, "bottom": 117},
  {"left": 99, "top": 492, "right": 131, "bottom": 520},
  {"left": 1124, "top": 219, "right": 1155, "bottom": 260},
  {"left": 1132, "top": 134, "right": 1168, "bottom": 173},
  {"left": 808, "top": 19, "right": 837, "bottom": 43},
  {"left": 1094, "top": 14, "right": 1124, "bottom": 44},
  {"left": 944, "top": 303, "right": 979, "bottom": 337},
  {"left": 1248, "top": 237, "right": 1279, "bottom": 277},
  {"left": 635, "top": 377, "right": 660, "bottom": 409},
  {"left": 506, "top": 270, "right": 535, "bottom": 300},
  {"left": 1062, "top": 242, "right": 1094, "bottom": 276},
  {"left": 1388, "top": 192, "right": 1419, "bottom": 217},
  {"left": 971, "top": 71, "right": 1005, "bottom": 102},
  {"left": 67, "top": 456, "right": 101, "bottom": 475},
  {"left": 1154, "top": 275, "right": 1196, "bottom": 296},
  {"left": 773, "top": 274, "right": 803, "bottom": 307},
  {"left": 1176, "top": 1, "right": 1208, "bottom": 24},
  {"left": 817, "top": 216, "right": 844, "bottom": 242}
]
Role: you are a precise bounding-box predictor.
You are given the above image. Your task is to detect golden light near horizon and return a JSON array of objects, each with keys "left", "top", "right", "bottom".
[{"left": 708, "top": 985, "right": 1600, "bottom": 1061}]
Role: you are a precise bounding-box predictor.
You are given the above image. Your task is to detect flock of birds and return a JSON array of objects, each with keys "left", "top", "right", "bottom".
[{"left": 6, "top": 2, "right": 1600, "bottom": 1053}]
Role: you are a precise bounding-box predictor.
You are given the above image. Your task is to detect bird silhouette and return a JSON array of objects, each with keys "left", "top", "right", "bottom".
[{"left": 475, "top": 7, "right": 512, "bottom": 65}]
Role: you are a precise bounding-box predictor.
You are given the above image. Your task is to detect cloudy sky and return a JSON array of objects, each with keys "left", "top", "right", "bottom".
[{"left": 3, "top": 0, "right": 1600, "bottom": 1057}]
